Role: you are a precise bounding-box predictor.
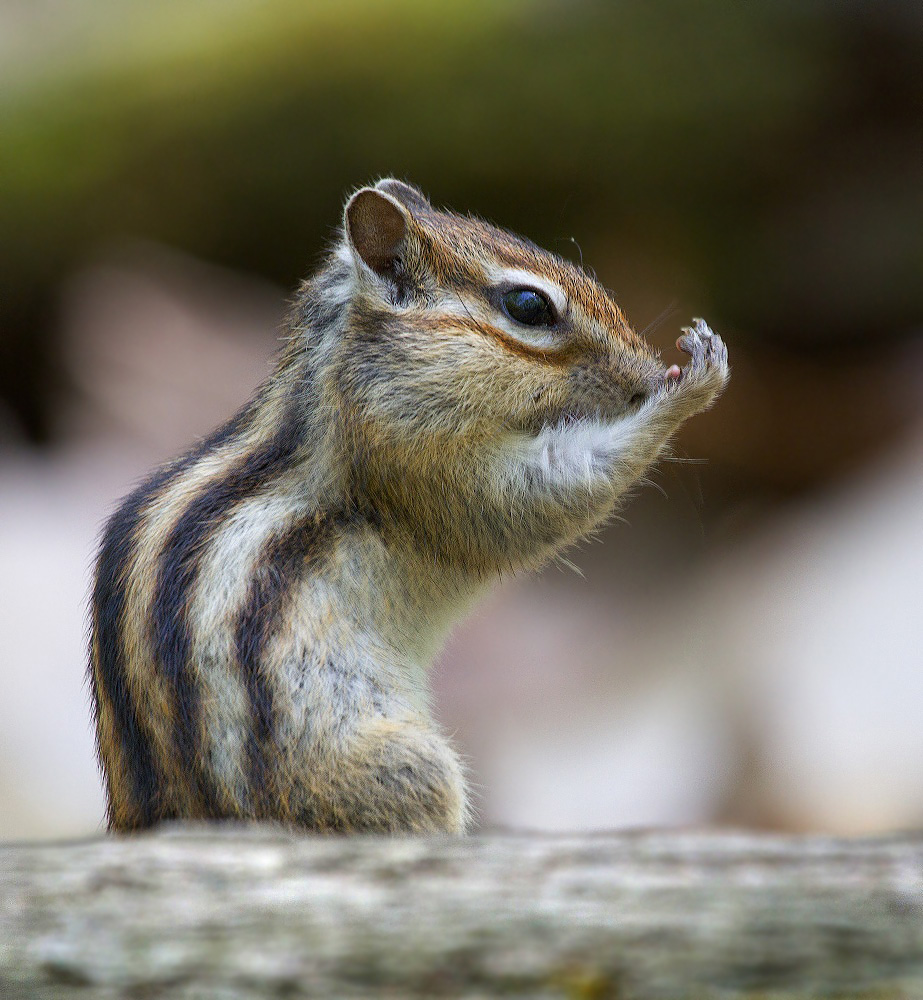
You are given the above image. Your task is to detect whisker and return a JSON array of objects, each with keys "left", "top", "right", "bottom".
[
  {"left": 452, "top": 288, "right": 494, "bottom": 342},
  {"left": 640, "top": 302, "right": 679, "bottom": 340},
  {"left": 640, "top": 476, "right": 668, "bottom": 499},
  {"left": 554, "top": 555, "right": 585, "bottom": 577}
]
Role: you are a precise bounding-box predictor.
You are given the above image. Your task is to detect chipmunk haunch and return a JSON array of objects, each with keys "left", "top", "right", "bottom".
[{"left": 89, "top": 179, "right": 729, "bottom": 833}]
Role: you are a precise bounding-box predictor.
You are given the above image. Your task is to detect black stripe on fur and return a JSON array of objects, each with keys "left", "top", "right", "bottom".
[{"left": 151, "top": 403, "right": 305, "bottom": 813}]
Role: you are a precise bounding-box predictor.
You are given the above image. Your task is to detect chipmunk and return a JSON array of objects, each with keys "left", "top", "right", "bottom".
[{"left": 89, "top": 179, "right": 729, "bottom": 834}]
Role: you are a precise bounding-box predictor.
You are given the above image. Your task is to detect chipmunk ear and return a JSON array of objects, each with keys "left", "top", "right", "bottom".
[
  {"left": 374, "top": 178, "right": 431, "bottom": 214},
  {"left": 344, "top": 187, "right": 410, "bottom": 278}
]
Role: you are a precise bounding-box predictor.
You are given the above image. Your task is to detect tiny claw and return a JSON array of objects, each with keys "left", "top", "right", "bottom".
[{"left": 692, "top": 317, "right": 714, "bottom": 338}]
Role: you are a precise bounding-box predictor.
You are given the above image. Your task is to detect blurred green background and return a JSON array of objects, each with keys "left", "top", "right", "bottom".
[
  {"left": 4, "top": 0, "right": 920, "bottom": 454},
  {"left": 1, "top": 0, "right": 921, "bottom": 839}
]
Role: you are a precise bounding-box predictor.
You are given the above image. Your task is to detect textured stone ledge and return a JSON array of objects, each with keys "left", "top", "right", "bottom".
[{"left": 1, "top": 824, "right": 921, "bottom": 998}]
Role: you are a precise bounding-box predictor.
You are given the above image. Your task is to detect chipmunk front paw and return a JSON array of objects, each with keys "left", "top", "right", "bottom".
[
  {"left": 678, "top": 317, "right": 727, "bottom": 372},
  {"left": 664, "top": 317, "right": 729, "bottom": 415}
]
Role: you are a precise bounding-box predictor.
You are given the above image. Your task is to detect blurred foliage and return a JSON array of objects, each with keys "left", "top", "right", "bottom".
[{"left": 0, "top": 0, "right": 920, "bottom": 440}]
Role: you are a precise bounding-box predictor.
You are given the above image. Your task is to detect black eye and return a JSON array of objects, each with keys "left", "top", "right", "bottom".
[{"left": 501, "top": 287, "right": 555, "bottom": 327}]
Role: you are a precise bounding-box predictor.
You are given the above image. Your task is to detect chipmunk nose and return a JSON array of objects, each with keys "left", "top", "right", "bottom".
[{"left": 624, "top": 370, "right": 663, "bottom": 409}]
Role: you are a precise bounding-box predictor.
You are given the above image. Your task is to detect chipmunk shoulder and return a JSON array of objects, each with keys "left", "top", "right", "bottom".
[{"left": 89, "top": 178, "right": 729, "bottom": 833}]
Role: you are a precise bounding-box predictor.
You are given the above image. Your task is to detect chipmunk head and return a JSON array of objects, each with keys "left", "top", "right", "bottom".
[
  {"left": 305, "top": 179, "right": 677, "bottom": 566},
  {"left": 333, "top": 179, "right": 666, "bottom": 447}
]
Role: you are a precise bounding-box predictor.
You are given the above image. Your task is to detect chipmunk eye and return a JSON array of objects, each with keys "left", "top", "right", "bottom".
[{"left": 501, "top": 288, "right": 555, "bottom": 327}]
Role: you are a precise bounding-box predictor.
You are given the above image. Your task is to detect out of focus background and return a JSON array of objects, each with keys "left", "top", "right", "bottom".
[{"left": 1, "top": 0, "right": 921, "bottom": 841}]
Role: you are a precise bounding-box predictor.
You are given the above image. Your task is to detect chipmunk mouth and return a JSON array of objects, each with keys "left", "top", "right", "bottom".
[
  {"left": 517, "top": 408, "right": 615, "bottom": 437},
  {"left": 519, "top": 389, "right": 659, "bottom": 435}
]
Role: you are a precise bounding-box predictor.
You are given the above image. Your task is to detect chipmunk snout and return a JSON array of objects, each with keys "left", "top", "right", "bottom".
[{"left": 626, "top": 386, "right": 650, "bottom": 408}]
